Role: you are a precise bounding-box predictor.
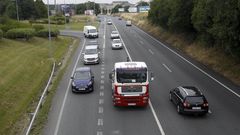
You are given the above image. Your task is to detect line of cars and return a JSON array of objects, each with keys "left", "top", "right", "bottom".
[{"left": 72, "top": 17, "right": 210, "bottom": 116}]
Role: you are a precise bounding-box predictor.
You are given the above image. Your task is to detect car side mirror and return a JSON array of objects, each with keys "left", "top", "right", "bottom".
[
  {"left": 71, "top": 76, "right": 74, "bottom": 79},
  {"left": 92, "top": 76, "right": 94, "bottom": 79}
]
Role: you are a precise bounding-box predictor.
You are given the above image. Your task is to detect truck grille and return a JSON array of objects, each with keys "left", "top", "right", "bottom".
[{"left": 122, "top": 86, "right": 142, "bottom": 93}]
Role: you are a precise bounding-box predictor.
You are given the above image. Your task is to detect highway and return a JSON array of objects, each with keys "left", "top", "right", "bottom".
[{"left": 43, "top": 15, "right": 240, "bottom": 135}]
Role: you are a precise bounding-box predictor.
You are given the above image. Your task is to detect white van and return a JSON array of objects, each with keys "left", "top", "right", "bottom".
[
  {"left": 83, "top": 45, "right": 100, "bottom": 64},
  {"left": 83, "top": 26, "right": 98, "bottom": 38},
  {"left": 126, "top": 20, "right": 132, "bottom": 26}
]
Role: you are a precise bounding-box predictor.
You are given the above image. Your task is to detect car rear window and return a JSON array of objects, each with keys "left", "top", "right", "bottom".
[{"left": 185, "top": 96, "right": 204, "bottom": 104}]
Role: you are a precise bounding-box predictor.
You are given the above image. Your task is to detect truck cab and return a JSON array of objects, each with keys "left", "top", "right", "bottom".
[{"left": 109, "top": 62, "right": 154, "bottom": 106}]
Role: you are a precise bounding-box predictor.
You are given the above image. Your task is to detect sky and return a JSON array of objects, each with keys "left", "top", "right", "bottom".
[{"left": 42, "top": 0, "right": 149, "bottom": 4}]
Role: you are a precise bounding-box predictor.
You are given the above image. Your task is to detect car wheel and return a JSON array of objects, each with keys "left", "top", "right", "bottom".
[
  {"left": 169, "top": 93, "right": 172, "bottom": 101},
  {"left": 177, "top": 105, "right": 182, "bottom": 114}
]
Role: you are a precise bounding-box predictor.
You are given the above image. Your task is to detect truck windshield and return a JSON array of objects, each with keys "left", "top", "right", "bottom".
[
  {"left": 116, "top": 68, "right": 147, "bottom": 83},
  {"left": 89, "top": 29, "right": 97, "bottom": 33},
  {"left": 85, "top": 49, "right": 97, "bottom": 54}
]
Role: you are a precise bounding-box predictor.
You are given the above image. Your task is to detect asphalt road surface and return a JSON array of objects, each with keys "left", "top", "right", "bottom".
[{"left": 43, "top": 15, "right": 240, "bottom": 135}]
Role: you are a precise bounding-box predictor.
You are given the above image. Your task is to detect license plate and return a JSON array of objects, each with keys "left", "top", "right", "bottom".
[
  {"left": 79, "top": 88, "right": 85, "bottom": 90},
  {"left": 128, "top": 103, "right": 136, "bottom": 106},
  {"left": 192, "top": 107, "right": 201, "bottom": 110}
]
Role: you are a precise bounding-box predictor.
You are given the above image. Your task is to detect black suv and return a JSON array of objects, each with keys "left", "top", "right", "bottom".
[{"left": 169, "top": 86, "right": 209, "bottom": 115}]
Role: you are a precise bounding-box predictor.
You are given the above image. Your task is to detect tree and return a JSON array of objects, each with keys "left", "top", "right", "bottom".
[
  {"left": 18, "top": 0, "right": 36, "bottom": 19},
  {"left": 0, "top": 0, "right": 9, "bottom": 15},
  {"left": 35, "top": 0, "right": 47, "bottom": 19},
  {"left": 112, "top": 4, "right": 123, "bottom": 13},
  {"left": 137, "top": 1, "right": 149, "bottom": 7}
]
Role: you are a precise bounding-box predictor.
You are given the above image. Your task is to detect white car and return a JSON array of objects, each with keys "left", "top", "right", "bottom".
[
  {"left": 111, "top": 31, "right": 119, "bottom": 39},
  {"left": 107, "top": 19, "right": 112, "bottom": 25},
  {"left": 112, "top": 39, "right": 123, "bottom": 49}
]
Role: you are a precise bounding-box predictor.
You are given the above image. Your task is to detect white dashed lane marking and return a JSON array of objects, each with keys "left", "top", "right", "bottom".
[
  {"left": 100, "top": 80, "right": 104, "bottom": 84},
  {"left": 149, "top": 49, "right": 154, "bottom": 55},
  {"left": 97, "top": 119, "right": 103, "bottom": 126},
  {"left": 100, "top": 86, "right": 104, "bottom": 90},
  {"left": 98, "top": 107, "right": 104, "bottom": 114},
  {"left": 101, "top": 71, "right": 105, "bottom": 74},
  {"left": 99, "top": 99, "right": 104, "bottom": 104},
  {"left": 100, "top": 91, "right": 104, "bottom": 96},
  {"left": 97, "top": 131, "right": 103, "bottom": 135},
  {"left": 162, "top": 63, "right": 172, "bottom": 73},
  {"left": 101, "top": 75, "right": 105, "bottom": 79}
]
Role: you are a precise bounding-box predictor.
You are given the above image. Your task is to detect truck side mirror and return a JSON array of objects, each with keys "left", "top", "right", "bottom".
[{"left": 150, "top": 72, "right": 154, "bottom": 81}]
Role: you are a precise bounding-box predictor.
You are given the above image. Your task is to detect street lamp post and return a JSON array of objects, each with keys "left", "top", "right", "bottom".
[
  {"left": 16, "top": 0, "right": 19, "bottom": 21},
  {"left": 47, "top": 0, "right": 53, "bottom": 60}
]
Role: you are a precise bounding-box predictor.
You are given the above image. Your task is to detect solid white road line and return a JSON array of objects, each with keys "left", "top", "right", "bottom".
[
  {"left": 149, "top": 49, "right": 154, "bottom": 55},
  {"left": 112, "top": 19, "right": 166, "bottom": 135},
  {"left": 162, "top": 63, "right": 172, "bottom": 73},
  {"left": 134, "top": 25, "right": 240, "bottom": 99},
  {"left": 54, "top": 39, "right": 86, "bottom": 135}
]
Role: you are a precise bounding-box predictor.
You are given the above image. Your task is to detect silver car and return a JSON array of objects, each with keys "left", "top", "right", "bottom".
[
  {"left": 111, "top": 31, "right": 120, "bottom": 39},
  {"left": 112, "top": 39, "right": 123, "bottom": 49}
]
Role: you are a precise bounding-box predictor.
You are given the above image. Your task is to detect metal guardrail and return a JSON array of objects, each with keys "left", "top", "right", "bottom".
[{"left": 25, "top": 62, "right": 56, "bottom": 135}]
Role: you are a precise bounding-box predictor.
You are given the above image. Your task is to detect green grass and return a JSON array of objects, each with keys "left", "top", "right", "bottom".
[{"left": 0, "top": 36, "right": 73, "bottom": 135}]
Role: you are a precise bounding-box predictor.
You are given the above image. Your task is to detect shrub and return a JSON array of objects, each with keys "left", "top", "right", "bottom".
[
  {"left": 6, "top": 28, "right": 35, "bottom": 40},
  {"left": 36, "top": 29, "right": 59, "bottom": 38},
  {"left": 0, "top": 20, "right": 31, "bottom": 32},
  {"left": 33, "top": 24, "right": 44, "bottom": 32},
  {"left": 0, "top": 29, "right": 3, "bottom": 39}
]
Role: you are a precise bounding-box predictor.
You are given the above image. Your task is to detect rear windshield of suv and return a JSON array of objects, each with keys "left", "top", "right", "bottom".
[{"left": 185, "top": 96, "right": 204, "bottom": 104}]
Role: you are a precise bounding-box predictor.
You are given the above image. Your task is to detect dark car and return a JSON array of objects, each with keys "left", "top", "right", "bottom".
[
  {"left": 71, "top": 67, "right": 94, "bottom": 93},
  {"left": 169, "top": 86, "right": 209, "bottom": 115}
]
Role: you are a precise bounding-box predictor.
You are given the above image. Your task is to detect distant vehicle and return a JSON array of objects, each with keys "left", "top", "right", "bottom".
[
  {"left": 71, "top": 67, "right": 94, "bottom": 93},
  {"left": 86, "top": 40, "right": 100, "bottom": 49},
  {"left": 110, "top": 31, "right": 119, "bottom": 39},
  {"left": 83, "top": 45, "right": 100, "bottom": 64},
  {"left": 109, "top": 62, "right": 154, "bottom": 107},
  {"left": 112, "top": 39, "right": 122, "bottom": 49},
  {"left": 118, "top": 17, "right": 122, "bottom": 20},
  {"left": 107, "top": 19, "right": 112, "bottom": 25},
  {"left": 83, "top": 26, "right": 98, "bottom": 38},
  {"left": 126, "top": 20, "right": 132, "bottom": 26},
  {"left": 169, "top": 86, "right": 209, "bottom": 115}
]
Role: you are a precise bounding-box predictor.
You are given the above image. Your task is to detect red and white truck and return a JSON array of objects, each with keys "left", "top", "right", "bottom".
[{"left": 109, "top": 62, "right": 154, "bottom": 106}]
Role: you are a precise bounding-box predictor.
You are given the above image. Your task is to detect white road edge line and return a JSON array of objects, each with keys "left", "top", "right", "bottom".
[
  {"left": 54, "top": 39, "right": 86, "bottom": 135},
  {"left": 162, "top": 63, "right": 172, "bottom": 73},
  {"left": 149, "top": 49, "right": 154, "bottom": 55},
  {"left": 134, "top": 25, "right": 240, "bottom": 98},
  {"left": 112, "top": 19, "right": 166, "bottom": 135}
]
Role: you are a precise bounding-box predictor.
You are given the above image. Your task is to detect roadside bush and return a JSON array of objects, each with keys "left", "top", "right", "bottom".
[
  {"left": 0, "top": 29, "right": 3, "bottom": 39},
  {"left": 36, "top": 29, "right": 59, "bottom": 38},
  {"left": 33, "top": 24, "right": 44, "bottom": 32},
  {"left": 6, "top": 28, "right": 35, "bottom": 40},
  {"left": 0, "top": 20, "right": 31, "bottom": 32}
]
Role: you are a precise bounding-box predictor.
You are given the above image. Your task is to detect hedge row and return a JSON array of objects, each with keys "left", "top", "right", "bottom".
[
  {"left": 6, "top": 28, "right": 35, "bottom": 40},
  {"left": 36, "top": 29, "right": 59, "bottom": 37},
  {"left": 4, "top": 28, "right": 59, "bottom": 40}
]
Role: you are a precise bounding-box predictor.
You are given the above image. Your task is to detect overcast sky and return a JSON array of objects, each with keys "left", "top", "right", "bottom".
[{"left": 42, "top": 0, "right": 149, "bottom": 4}]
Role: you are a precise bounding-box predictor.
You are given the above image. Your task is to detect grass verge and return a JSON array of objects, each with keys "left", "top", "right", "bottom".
[
  {"left": 0, "top": 36, "right": 74, "bottom": 135},
  {"left": 119, "top": 13, "right": 240, "bottom": 85},
  {"left": 29, "top": 38, "right": 80, "bottom": 135}
]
